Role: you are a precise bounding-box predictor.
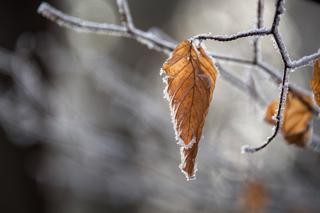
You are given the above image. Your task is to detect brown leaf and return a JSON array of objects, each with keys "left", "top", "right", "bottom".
[
  {"left": 264, "top": 92, "right": 312, "bottom": 147},
  {"left": 162, "top": 40, "right": 218, "bottom": 180},
  {"left": 310, "top": 59, "right": 320, "bottom": 107}
]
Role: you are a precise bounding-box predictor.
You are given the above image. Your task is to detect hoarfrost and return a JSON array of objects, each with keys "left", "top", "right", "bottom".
[
  {"left": 163, "top": 88, "right": 169, "bottom": 101},
  {"left": 179, "top": 147, "right": 197, "bottom": 181},
  {"left": 177, "top": 136, "right": 197, "bottom": 150},
  {"left": 38, "top": 3, "right": 129, "bottom": 36}
]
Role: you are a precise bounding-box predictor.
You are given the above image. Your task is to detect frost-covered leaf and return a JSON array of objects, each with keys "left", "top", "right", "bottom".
[
  {"left": 265, "top": 92, "right": 312, "bottom": 147},
  {"left": 161, "top": 40, "right": 218, "bottom": 180},
  {"left": 310, "top": 59, "right": 320, "bottom": 107}
]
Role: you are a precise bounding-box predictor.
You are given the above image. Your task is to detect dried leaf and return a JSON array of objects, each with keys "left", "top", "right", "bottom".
[
  {"left": 310, "top": 59, "right": 320, "bottom": 107},
  {"left": 162, "top": 40, "right": 218, "bottom": 180},
  {"left": 264, "top": 92, "right": 312, "bottom": 147}
]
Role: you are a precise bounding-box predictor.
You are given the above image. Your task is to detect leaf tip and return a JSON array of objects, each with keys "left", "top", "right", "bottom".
[
  {"left": 179, "top": 145, "right": 198, "bottom": 180},
  {"left": 179, "top": 161, "right": 197, "bottom": 181}
]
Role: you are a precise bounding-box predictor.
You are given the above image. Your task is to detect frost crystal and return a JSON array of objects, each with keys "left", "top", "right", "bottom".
[{"left": 177, "top": 136, "right": 197, "bottom": 149}]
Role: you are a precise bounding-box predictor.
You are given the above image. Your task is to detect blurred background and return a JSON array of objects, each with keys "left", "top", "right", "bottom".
[{"left": 1, "top": 0, "right": 320, "bottom": 212}]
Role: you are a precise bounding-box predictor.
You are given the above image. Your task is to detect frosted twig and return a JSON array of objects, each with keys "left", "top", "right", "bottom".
[
  {"left": 37, "top": 2, "right": 320, "bottom": 69},
  {"left": 289, "top": 51, "right": 320, "bottom": 68},
  {"left": 37, "top": 2, "right": 128, "bottom": 36},
  {"left": 256, "top": 0, "right": 264, "bottom": 29},
  {"left": 216, "top": 63, "right": 267, "bottom": 106},
  {"left": 37, "top": 0, "right": 320, "bottom": 153},
  {"left": 209, "top": 53, "right": 254, "bottom": 65},
  {"left": 37, "top": 2, "right": 315, "bottom": 100},
  {"left": 243, "top": 0, "right": 305, "bottom": 152},
  {"left": 116, "top": 0, "right": 134, "bottom": 31},
  {"left": 243, "top": 67, "right": 289, "bottom": 153},
  {"left": 37, "top": 2, "right": 175, "bottom": 55},
  {"left": 253, "top": 0, "right": 264, "bottom": 63},
  {"left": 271, "top": 0, "right": 285, "bottom": 31},
  {"left": 192, "top": 28, "right": 271, "bottom": 42},
  {"left": 37, "top": 2, "right": 257, "bottom": 63},
  {"left": 242, "top": 0, "right": 288, "bottom": 152},
  {"left": 272, "top": 28, "right": 291, "bottom": 66}
]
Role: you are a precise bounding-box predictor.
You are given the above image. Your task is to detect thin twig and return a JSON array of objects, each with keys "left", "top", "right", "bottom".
[
  {"left": 243, "top": 0, "right": 289, "bottom": 153},
  {"left": 271, "top": 0, "right": 285, "bottom": 31},
  {"left": 257, "top": 0, "right": 264, "bottom": 29},
  {"left": 216, "top": 63, "right": 268, "bottom": 106},
  {"left": 192, "top": 28, "right": 271, "bottom": 42},
  {"left": 37, "top": 2, "right": 316, "bottom": 105},
  {"left": 37, "top": 0, "right": 320, "bottom": 153},
  {"left": 273, "top": 28, "right": 291, "bottom": 66},
  {"left": 243, "top": 67, "right": 289, "bottom": 153},
  {"left": 37, "top": 3, "right": 128, "bottom": 35},
  {"left": 116, "top": 0, "right": 134, "bottom": 31},
  {"left": 37, "top": 1, "right": 320, "bottom": 68},
  {"left": 289, "top": 51, "right": 320, "bottom": 68},
  {"left": 253, "top": 0, "right": 264, "bottom": 63}
]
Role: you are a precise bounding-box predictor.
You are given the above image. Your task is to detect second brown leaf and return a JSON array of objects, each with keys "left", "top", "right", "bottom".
[{"left": 265, "top": 92, "right": 312, "bottom": 147}]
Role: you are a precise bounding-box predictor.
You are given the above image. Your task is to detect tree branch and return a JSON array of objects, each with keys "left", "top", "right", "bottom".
[
  {"left": 37, "top": 0, "right": 320, "bottom": 153},
  {"left": 116, "top": 0, "right": 134, "bottom": 31},
  {"left": 216, "top": 63, "right": 268, "bottom": 106},
  {"left": 242, "top": 0, "right": 317, "bottom": 153},
  {"left": 289, "top": 51, "right": 320, "bottom": 68},
  {"left": 192, "top": 28, "right": 271, "bottom": 42},
  {"left": 253, "top": 0, "right": 264, "bottom": 64},
  {"left": 243, "top": 67, "right": 289, "bottom": 153},
  {"left": 37, "top": 3, "right": 128, "bottom": 35}
]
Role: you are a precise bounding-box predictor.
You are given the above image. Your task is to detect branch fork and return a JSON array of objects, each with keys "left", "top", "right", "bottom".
[{"left": 37, "top": 0, "right": 320, "bottom": 153}]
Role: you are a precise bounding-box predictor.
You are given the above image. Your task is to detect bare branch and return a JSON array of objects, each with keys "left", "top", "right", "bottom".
[
  {"left": 37, "top": 2, "right": 128, "bottom": 36},
  {"left": 241, "top": 0, "right": 319, "bottom": 152},
  {"left": 38, "top": 2, "right": 262, "bottom": 61},
  {"left": 209, "top": 53, "right": 254, "bottom": 65},
  {"left": 272, "top": 29, "right": 291, "bottom": 66},
  {"left": 193, "top": 28, "right": 271, "bottom": 42},
  {"left": 243, "top": 67, "right": 289, "bottom": 153},
  {"left": 257, "top": 0, "right": 264, "bottom": 29},
  {"left": 271, "top": 0, "right": 285, "bottom": 31},
  {"left": 289, "top": 51, "right": 320, "bottom": 68},
  {"left": 116, "top": 0, "right": 134, "bottom": 31},
  {"left": 216, "top": 63, "right": 268, "bottom": 106},
  {"left": 253, "top": 0, "right": 264, "bottom": 63},
  {"left": 37, "top": 1, "right": 320, "bottom": 67},
  {"left": 37, "top": 0, "right": 320, "bottom": 154}
]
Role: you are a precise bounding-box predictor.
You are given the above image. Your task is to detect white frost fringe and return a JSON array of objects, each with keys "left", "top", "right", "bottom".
[{"left": 179, "top": 147, "right": 197, "bottom": 181}]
